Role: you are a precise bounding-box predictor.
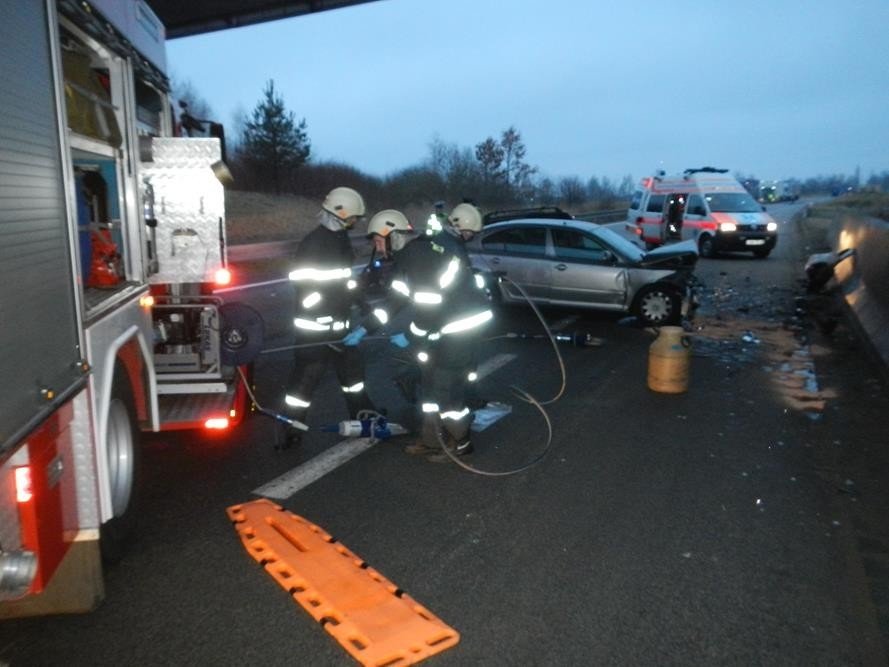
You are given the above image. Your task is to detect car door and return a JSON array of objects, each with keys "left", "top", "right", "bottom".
[
  {"left": 476, "top": 225, "right": 551, "bottom": 302},
  {"left": 682, "top": 193, "right": 707, "bottom": 241},
  {"left": 638, "top": 193, "right": 666, "bottom": 245},
  {"left": 548, "top": 227, "right": 628, "bottom": 309}
]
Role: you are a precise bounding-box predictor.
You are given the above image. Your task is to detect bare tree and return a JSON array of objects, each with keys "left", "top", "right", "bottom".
[
  {"left": 500, "top": 126, "right": 536, "bottom": 193},
  {"left": 559, "top": 176, "right": 586, "bottom": 206},
  {"left": 475, "top": 137, "right": 505, "bottom": 186}
]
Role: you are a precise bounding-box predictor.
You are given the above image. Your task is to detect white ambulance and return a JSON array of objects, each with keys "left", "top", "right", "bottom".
[{"left": 625, "top": 167, "right": 779, "bottom": 258}]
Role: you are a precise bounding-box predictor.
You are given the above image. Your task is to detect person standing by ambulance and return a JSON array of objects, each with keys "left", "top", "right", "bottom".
[{"left": 281, "top": 187, "right": 374, "bottom": 448}]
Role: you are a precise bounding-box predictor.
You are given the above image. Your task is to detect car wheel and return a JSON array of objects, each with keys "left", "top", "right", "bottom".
[
  {"left": 753, "top": 248, "right": 771, "bottom": 259},
  {"left": 100, "top": 369, "right": 142, "bottom": 563},
  {"left": 698, "top": 234, "right": 717, "bottom": 259},
  {"left": 635, "top": 285, "right": 680, "bottom": 326}
]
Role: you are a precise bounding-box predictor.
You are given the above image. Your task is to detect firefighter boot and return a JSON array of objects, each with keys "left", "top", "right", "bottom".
[
  {"left": 427, "top": 413, "right": 474, "bottom": 463},
  {"left": 404, "top": 413, "right": 441, "bottom": 456}
]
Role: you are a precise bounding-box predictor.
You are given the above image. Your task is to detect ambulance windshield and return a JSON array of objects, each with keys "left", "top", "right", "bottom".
[{"left": 704, "top": 193, "right": 762, "bottom": 213}]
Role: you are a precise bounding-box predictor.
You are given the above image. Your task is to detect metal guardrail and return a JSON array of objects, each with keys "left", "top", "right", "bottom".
[
  {"left": 229, "top": 212, "right": 631, "bottom": 261},
  {"left": 575, "top": 209, "right": 627, "bottom": 224},
  {"left": 228, "top": 231, "right": 370, "bottom": 262}
]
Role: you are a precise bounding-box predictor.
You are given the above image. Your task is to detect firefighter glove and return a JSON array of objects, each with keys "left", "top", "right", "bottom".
[
  {"left": 343, "top": 326, "right": 367, "bottom": 347},
  {"left": 390, "top": 333, "right": 410, "bottom": 349}
]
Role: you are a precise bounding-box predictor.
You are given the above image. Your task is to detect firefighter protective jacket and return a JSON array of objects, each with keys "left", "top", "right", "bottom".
[
  {"left": 289, "top": 224, "right": 364, "bottom": 340},
  {"left": 387, "top": 231, "right": 492, "bottom": 345}
]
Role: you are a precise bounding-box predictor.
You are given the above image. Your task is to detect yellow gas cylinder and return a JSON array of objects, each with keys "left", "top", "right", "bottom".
[{"left": 647, "top": 326, "right": 690, "bottom": 393}]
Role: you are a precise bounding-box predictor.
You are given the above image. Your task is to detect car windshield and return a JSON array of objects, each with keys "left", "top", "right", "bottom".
[
  {"left": 594, "top": 227, "right": 645, "bottom": 262},
  {"left": 705, "top": 192, "right": 762, "bottom": 213}
]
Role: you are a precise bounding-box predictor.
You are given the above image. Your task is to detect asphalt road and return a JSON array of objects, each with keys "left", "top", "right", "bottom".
[{"left": 4, "top": 202, "right": 889, "bottom": 666}]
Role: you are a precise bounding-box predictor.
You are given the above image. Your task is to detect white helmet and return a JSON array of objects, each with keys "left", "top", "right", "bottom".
[
  {"left": 368, "top": 209, "right": 412, "bottom": 252},
  {"left": 322, "top": 187, "right": 366, "bottom": 221},
  {"left": 448, "top": 203, "right": 482, "bottom": 233}
]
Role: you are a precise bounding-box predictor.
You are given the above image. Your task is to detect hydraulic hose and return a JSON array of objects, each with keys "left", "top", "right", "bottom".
[
  {"left": 496, "top": 275, "right": 567, "bottom": 406},
  {"left": 432, "top": 274, "right": 566, "bottom": 477}
]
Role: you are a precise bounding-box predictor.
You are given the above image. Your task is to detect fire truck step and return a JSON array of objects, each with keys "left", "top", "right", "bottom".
[
  {"left": 157, "top": 388, "right": 235, "bottom": 430},
  {"left": 227, "top": 499, "right": 459, "bottom": 666}
]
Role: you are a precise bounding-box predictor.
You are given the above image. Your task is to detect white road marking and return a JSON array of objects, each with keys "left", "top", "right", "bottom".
[
  {"left": 253, "top": 352, "right": 521, "bottom": 499},
  {"left": 253, "top": 437, "right": 378, "bottom": 499},
  {"left": 475, "top": 353, "right": 517, "bottom": 380}
]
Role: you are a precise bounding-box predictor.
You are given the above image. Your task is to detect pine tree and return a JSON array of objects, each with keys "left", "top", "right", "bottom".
[{"left": 239, "top": 80, "right": 310, "bottom": 194}]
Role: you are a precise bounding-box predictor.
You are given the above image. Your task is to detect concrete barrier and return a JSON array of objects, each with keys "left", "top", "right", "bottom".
[{"left": 828, "top": 214, "right": 889, "bottom": 370}]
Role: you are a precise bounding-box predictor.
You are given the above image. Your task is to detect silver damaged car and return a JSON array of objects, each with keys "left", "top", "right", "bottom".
[{"left": 466, "top": 219, "right": 699, "bottom": 326}]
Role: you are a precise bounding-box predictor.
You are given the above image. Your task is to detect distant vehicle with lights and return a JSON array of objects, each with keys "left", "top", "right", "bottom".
[
  {"left": 759, "top": 180, "right": 800, "bottom": 203},
  {"left": 625, "top": 167, "right": 779, "bottom": 258}
]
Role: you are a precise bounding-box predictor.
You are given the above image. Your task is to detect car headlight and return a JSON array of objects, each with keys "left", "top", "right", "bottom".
[
  {"left": 767, "top": 222, "right": 778, "bottom": 232},
  {"left": 719, "top": 222, "right": 737, "bottom": 232}
]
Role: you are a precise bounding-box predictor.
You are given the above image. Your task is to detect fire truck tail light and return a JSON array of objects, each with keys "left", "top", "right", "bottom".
[
  {"left": 15, "top": 467, "right": 33, "bottom": 503},
  {"left": 215, "top": 268, "right": 232, "bottom": 286},
  {"left": 139, "top": 294, "right": 155, "bottom": 308},
  {"left": 204, "top": 417, "right": 230, "bottom": 430}
]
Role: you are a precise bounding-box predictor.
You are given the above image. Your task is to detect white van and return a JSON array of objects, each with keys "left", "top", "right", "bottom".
[{"left": 625, "top": 167, "right": 778, "bottom": 258}]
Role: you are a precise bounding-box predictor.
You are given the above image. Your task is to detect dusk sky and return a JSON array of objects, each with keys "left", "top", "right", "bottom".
[{"left": 166, "top": 0, "right": 889, "bottom": 185}]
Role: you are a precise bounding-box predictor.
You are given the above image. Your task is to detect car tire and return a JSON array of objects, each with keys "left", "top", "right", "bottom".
[
  {"left": 100, "top": 368, "right": 142, "bottom": 563},
  {"left": 635, "top": 285, "right": 681, "bottom": 326},
  {"left": 698, "top": 234, "right": 717, "bottom": 259}
]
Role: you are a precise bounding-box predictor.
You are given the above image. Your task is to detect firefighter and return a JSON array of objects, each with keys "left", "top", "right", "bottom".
[
  {"left": 345, "top": 208, "right": 416, "bottom": 347},
  {"left": 392, "top": 203, "right": 493, "bottom": 462},
  {"left": 282, "top": 187, "right": 374, "bottom": 448}
]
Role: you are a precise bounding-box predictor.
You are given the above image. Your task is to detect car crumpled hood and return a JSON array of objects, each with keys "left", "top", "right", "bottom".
[{"left": 639, "top": 239, "right": 699, "bottom": 269}]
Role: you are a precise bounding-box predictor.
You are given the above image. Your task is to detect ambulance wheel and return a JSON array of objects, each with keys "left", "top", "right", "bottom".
[
  {"left": 635, "top": 285, "right": 681, "bottom": 326},
  {"left": 698, "top": 235, "right": 717, "bottom": 259},
  {"left": 100, "top": 369, "right": 142, "bottom": 563}
]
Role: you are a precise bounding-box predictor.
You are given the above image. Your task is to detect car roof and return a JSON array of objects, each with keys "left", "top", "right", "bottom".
[
  {"left": 482, "top": 206, "right": 574, "bottom": 225},
  {"left": 482, "top": 218, "right": 599, "bottom": 233}
]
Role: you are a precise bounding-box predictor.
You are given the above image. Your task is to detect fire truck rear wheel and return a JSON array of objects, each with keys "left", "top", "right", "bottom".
[{"left": 100, "top": 371, "right": 142, "bottom": 563}]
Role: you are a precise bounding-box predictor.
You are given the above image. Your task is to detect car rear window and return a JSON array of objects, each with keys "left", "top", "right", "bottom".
[{"left": 481, "top": 227, "right": 547, "bottom": 255}]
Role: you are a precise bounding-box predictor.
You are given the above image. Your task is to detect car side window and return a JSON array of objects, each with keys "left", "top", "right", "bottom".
[
  {"left": 686, "top": 194, "right": 706, "bottom": 216},
  {"left": 551, "top": 229, "right": 610, "bottom": 262},
  {"left": 481, "top": 227, "right": 547, "bottom": 256},
  {"left": 646, "top": 194, "right": 665, "bottom": 213}
]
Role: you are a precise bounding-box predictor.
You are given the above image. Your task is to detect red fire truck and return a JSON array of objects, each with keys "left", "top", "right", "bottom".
[{"left": 1, "top": 0, "right": 257, "bottom": 617}]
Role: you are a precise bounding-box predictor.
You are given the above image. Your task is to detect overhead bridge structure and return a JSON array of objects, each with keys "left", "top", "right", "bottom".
[{"left": 149, "top": 0, "right": 382, "bottom": 38}]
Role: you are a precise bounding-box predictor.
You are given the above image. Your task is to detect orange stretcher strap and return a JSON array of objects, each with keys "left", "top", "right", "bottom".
[{"left": 227, "top": 499, "right": 459, "bottom": 666}]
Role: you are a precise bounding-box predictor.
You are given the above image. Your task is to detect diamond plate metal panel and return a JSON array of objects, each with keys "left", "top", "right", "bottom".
[
  {"left": 70, "top": 390, "right": 99, "bottom": 530},
  {"left": 142, "top": 138, "right": 226, "bottom": 284}
]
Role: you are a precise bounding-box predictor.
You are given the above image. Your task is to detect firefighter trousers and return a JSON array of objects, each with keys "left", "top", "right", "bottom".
[{"left": 285, "top": 341, "right": 375, "bottom": 423}]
